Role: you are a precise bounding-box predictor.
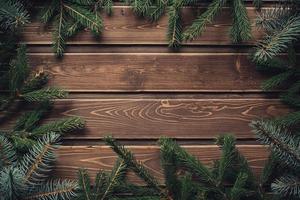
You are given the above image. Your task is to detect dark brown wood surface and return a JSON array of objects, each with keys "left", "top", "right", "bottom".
[
  {"left": 54, "top": 145, "right": 269, "bottom": 184},
  {"left": 15, "top": 4, "right": 286, "bottom": 182},
  {"left": 45, "top": 97, "right": 288, "bottom": 139},
  {"left": 29, "top": 53, "right": 269, "bottom": 92}
]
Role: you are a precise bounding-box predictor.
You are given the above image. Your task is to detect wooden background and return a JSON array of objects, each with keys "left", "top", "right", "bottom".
[{"left": 22, "top": 3, "right": 290, "bottom": 184}]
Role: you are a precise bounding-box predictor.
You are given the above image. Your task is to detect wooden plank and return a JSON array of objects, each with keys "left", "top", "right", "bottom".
[
  {"left": 22, "top": 7, "right": 263, "bottom": 45},
  {"left": 54, "top": 145, "right": 269, "bottom": 184},
  {"left": 43, "top": 97, "right": 288, "bottom": 139},
  {"left": 29, "top": 53, "right": 268, "bottom": 92}
]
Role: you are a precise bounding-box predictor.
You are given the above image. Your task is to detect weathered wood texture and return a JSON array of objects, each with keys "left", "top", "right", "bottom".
[
  {"left": 17, "top": 4, "right": 285, "bottom": 181},
  {"left": 22, "top": 7, "right": 262, "bottom": 45},
  {"left": 46, "top": 98, "right": 288, "bottom": 139},
  {"left": 54, "top": 145, "right": 269, "bottom": 184},
  {"left": 29, "top": 53, "right": 269, "bottom": 92}
]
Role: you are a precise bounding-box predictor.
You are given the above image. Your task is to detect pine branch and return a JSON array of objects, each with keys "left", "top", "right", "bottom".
[
  {"left": 40, "top": 1, "right": 59, "bottom": 24},
  {"left": 251, "top": 120, "right": 300, "bottom": 168},
  {"left": 0, "top": 167, "right": 24, "bottom": 200},
  {"left": 64, "top": 3, "right": 102, "bottom": 34},
  {"left": 229, "top": 172, "right": 248, "bottom": 200},
  {"left": 21, "top": 87, "right": 68, "bottom": 102},
  {"left": 230, "top": 0, "right": 252, "bottom": 43},
  {"left": 256, "top": 8, "right": 291, "bottom": 33},
  {"left": 253, "top": 0, "right": 262, "bottom": 9},
  {"left": 0, "top": 135, "right": 16, "bottom": 167},
  {"left": 26, "top": 179, "right": 78, "bottom": 200},
  {"left": 158, "top": 136, "right": 181, "bottom": 199},
  {"left": 13, "top": 102, "right": 51, "bottom": 132},
  {"left": 8, "top": 44, "right": 29, "bottom": 94},
  {"left": 167, "top": 6, "right": 182, "bottom": 48},
  {"left": 77, "top": 168, "right": 92, "bottom": 200},
  {"left": 101, "top": 158, "right": 128, "bottom": 200},
  {"left": 216, "top": 134, "right": 237, "bottom": 183},
  {"left": 21, "top": 71, "right": 49, "bottom": 94},
  {"left": 254, "top": 14, "right": 300, "bottom": 61},
  {"left": 183, "top": 0, "right": 227, "bottom": 41},
  {"left": 275, "top": 111, "right": 300, "bottom": 128},
  {"left": 0, "top": 0, "right": 29, "bottom": 30},
  {"left": 104, "top": 136, "right": 161, "bottom": 193},
  {"left": 52, "top": 4, "right": 67, "bottom": 57},
  {"left": 272, "top": 175, "right": 300, "bottom": 198},
  {"left": 281, "top": 81, "right": 300, "bottom": 109},
  {"left": 19, "top": 133, "right": 60, "bottom": 185},
  {"left": 261, "top": 70, "right": 294, "bottom": 90},
  {"left": 31, "top": 117, "right": 85, "bottom": 137},
  {"left": 159, "top": 137, "right": 217, "bottom": 188}
]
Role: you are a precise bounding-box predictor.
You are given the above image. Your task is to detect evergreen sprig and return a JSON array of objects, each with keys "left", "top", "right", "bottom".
[
  {"left": 104, "top": 136, "right": 161, "bottom": 193},
  {"left": 251, "top": 119, "right": 300, "bottom": 168},
  {"left": 0, "top": 0, "right": 29, "bottom": 31},
  {"left": 0, "top": 133, "right": 78, "bottom": 200},
  {"left": 40, "top": 0, "right": 103, "bottom": 56}
]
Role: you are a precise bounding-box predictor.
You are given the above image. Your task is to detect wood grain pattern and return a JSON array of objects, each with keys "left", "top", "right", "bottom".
[
  {"left": 29, "top": 53, "right": 268, "bottom": 92},
  {"left": 22, "top": 7, "right": 263, "bottom": 45},
  {"left": 54, "top": 145, "right": 269, "bottom": 184},
  {"left": 44, "top": 98, "right": 289, "bottom": 139}
]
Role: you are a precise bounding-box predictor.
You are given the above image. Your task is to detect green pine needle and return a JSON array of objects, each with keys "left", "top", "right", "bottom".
[
  {"left": 254, "top": 14, "right": 300, "bottom": 61},
  {"left": 19, "top": 133, "right": 60, "bottom": 185},
  {"left": 0, "top": 135, "right": 16, "bottom": 167},
  {"left": 272, "top": 175, "right": 300, "bottom": 198},
  {"left": 0, "top": 0, "right": 29, "bottom": 30},
  {"left": 251, "top": 120, "right": 300, "bottom": 168},
  {"left": 104, "top": 136, "right": 161, "bottom": 193},
  {"left": 21, "top": 87, "right": 68, "bottom": 102},
  {"left": 32, "top": 117, "right": 85, "bottom": 137},
  {"left": 26, "top": 179, "right": 78, "bottom": 200},
  {"left": 183, "top": 0, "right": 227, "bottom": 41},
  {"left": 167, "top": 6, "right": 182, "bottom": 48},
  {"left": 230, "top": 0, "right": 252, "bottom": 43}
]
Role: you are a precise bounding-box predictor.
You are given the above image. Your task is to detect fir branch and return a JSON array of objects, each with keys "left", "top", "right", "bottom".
[
  {"left": 25, "top": 179, "right": 78, "bottom": 200},
  {"left": 0, "top": 135, "right": 16, "bottom": 167},
  {"left": 14, "top": 102, "right": 51, "bottom": 132},
  {"left": 52, "top": 4, "right": 67, "bottom": 57},
  {"left": 0, "top": 167, "right": 24, "bottom": 200},
  {"left": 229, "top": 172, "right": 248, "bottom": 200},
  {"left": 8, "top": 44, "right": 29, "bottom": 94},
  {"left": 93, "top": 170, "right": 109, "bottom": 199},
  {"left": 183, "top": 0, "right": 227, "bottom": 41},
  {"left": 167, "top": 6, "right": 182, "bottom": 48},
  {"left": 101, "top": 158, "right": 128, "bottom": 200},
  {"left": 21, "top": 72, "right": 49, "bottom": 94},
  {"left": 251, "top": 120, "right": 300, "bottom": 168},
  {"left": 158, "top": 136, "right": 181, "bottom": 199},
  {"left": 21, "top": 87, "right": 68, "bottom": 102},
  {"left": 0, "top": 0, "right": 29, "bottom": 30},
  {"left": 104, "top": 136, "right": 161, "bottom": 193},
  {"left": 275, "top": 111, "right": 300, "bottom": 128},
  {"left": 253, "top": 0, "right": 262, "bottom": 9},
  {"left": 230, "top": 0, "right": 252, "bottom": 43},
  {"left": 261, "top": 70, "right": 294, "bottom": 90},
  {"left": 254, "top": 14, "right": 300, "bottom": 61},
  {"left": 272, "top": 175, "right": 300, "bottom": 198},
  {"left": 31, "top": 117, "right": 85, "bottom": 137},
  {"left": 216, "top": 134, "right": 236, "bottom": 183},
  {"left": 63, "top": 3, "right": 102, "bottom": 34},
  {"left": 19, "top": 133, "right": 60, "bottom": 185},
  {"left": 256, "top": 8, "right": 291, "bottom": 33},
  {"left": 40, "top": 1, "right": 59, "bottom": 24},
  {"left": 159, "top": 137, "right": 217, "bottom": 188},
  {"left": 281, "top": 81, "right": 300, "bottom": 109},
  {"left": 77, "top": 168, "right": 92, "bottom": 200}
]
